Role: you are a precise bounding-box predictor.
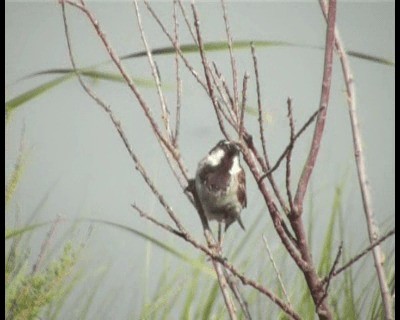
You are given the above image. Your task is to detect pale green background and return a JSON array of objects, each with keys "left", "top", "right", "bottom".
[{"left": 5, "top": 1, "right": 394, "bottom": 319}]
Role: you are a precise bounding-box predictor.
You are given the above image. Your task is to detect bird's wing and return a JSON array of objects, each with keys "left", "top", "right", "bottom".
[{"left": 237, "top": 169, "right": 247, "bottom": 208}]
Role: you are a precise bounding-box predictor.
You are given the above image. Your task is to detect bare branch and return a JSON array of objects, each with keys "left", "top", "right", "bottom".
[
  {"left": 191, "top": 1, "right": 231, "bottom": 140},
  {"left": 214, "top": 261, "right": 238, "bottom": 320},
  {"left": 177, "top": 0, "right": 198, "bottom": 44},
  {"left": 317, "top": 243, "right": 343, "bottom": 309},
  {"left": 223, "top": 268, "right": 252, "bottom": 320},
  {"left": 322, "top": 228, "right": 395, "bottom": 284},
  {"left": 131, "top": 203, "right": 185, "bottom": 239},
  {"left": 259, "top": 108, "right": 320, "bottom": 181},
  {"left": 285, "top": 1, "right": 337, "bottom": 318},
  {"left": 239, "top": 73, "right": 249, "bottom": 140},
  {"left": 61, "top": 0, "right": 188, "bottom": 234},
  {"left": 319, "top": 0, "right": 393, "bottom": 317},
  {"left": 173, "top": 181, "right": 301, "bottom": 320},
  {"left": 65, "top": 0, "right": 190, "bottom": 185},
  {"left": 293, "top": 0, "right": 337, "bottom": 218},
  {"left": 133, "top": 0, "right": 172, "bottom": 140},
  {"left": 220, "top": 0, "right": 239, "bottom": 117},
  {"left": 144, "top": 0, "right": 208, "bottom": 92},
  {"left": 262, "top": 235, "right": 292, "bottom": 307},
  {"left": 250, "top": 43, "right": 268, "bottom": 169},
  {"left": 211, "top": 62, "right": 237, "bottom": 120},
  {"left": 239, "top": 144, "right": 309, "bottom": 272},
  {"left": 207, "top": 61, "right": 238, "bottom": 128},
  {"left": 285, "top": 97, "right": 295, "bottom": 215},
  {"left": 173, "top": 0, "right": 182, "bottom": 146}
]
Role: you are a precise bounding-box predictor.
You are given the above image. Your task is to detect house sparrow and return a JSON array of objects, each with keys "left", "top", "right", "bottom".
[{"left": 194, "top": 140, "right": 247, "bottom": 231}]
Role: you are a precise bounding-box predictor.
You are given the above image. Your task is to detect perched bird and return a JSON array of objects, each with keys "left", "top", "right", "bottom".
[{"left": 194, "top": 140, "right": 247, "bottom": 232}]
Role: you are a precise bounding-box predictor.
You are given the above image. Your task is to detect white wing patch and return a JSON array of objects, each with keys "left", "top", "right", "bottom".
[
  {"left": 229, "top": 156, "right": 242, "bottom": 175},
  {"left": 205, "top": 149, "right": 225, "bottom": 166}
]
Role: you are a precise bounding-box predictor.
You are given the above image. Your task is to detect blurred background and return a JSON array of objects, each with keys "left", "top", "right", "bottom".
[{"left": 5, "top": 1, "right": 394, "bottom": 319}]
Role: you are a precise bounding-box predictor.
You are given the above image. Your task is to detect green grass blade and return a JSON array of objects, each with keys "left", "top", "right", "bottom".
[
  {"left": 120, "top": 40, "right": 294, "bottom": 60},
  {"left": 75, "top": 268, "right": 107, "bottom": 320},
  {"left": 140, "top": 273, "right": 186, "bottom": 320},
  {"left": 22, "top": 68, "right": 164, "bottom": 87},
  {"left": 181, "top": 267, "right": 201, "bottom": 320},
  {"left": 346, "top": 50, "right": 395, "bottom": 66},
  {"left": 317, "top": 186, "right": 341, "bottom": 275},
  {"left": 5, "top": 151, "right": 29, "bottom": 209},
  {"left": 5, "top": 74, "right": 73, "bottom": 114},
  {"left": 6, "top": 70, "right": 169, "bottom": 113},
  {"left": 7, "top": 40, "right": 391, "bottom": 114},
  {"left": 120, "top": 40, "right": 393, "bottom": 66},
  {"left": 201, "top": 282, "right": 220, "bottom": 320},
  {"left": 5, "top": 222, "right": 52, "bottom": 240}
]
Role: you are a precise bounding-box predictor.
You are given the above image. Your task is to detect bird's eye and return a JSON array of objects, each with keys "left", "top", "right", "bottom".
[{"left": 218, "top": 140, "right": 227, "bottom": 146}]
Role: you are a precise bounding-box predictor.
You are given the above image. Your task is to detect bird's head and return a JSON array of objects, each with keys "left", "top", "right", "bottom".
[
  {"left": 201, "top": 140, "right": 240, "bottom": 172},
  {"left": 204, "top": 140, "right": 241, "bottom": 168}
]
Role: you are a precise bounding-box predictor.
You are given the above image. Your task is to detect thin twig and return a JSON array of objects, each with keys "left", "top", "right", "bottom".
[
  {"left": 208, "top": 62, "right": 237, "bottom": 128},
  {"left": 321, "top": 228, "right": 395, "bottom": 284},
  {"left": 259, "top": 108, "right": 321, "bottom": 181},
  {"left": 212, "top": 62, "right": 238, "bottom": 123},
  {"left": 317, "top": 243, "right": 343, "bottom": 309},
  {"left": 285, "top": 97, "right": 295, "bottom": 215},
  {"left": 245, "top": 132, "right": 291, "bottom": 217},
  {"left": 319, "top": 0, "right": 393, "bottom": 317},
  {"left": 177, "top": 0, "right": 198, "bottom": 44},
  {"left": 293, "top": 0, "right": 337, "bottom": 217},
  {"left": 248, "top": 44, "right": 290, "bottom": 216},
  {"left": 239, "top": 73, "right": 249, "bottom": 140},
  {"left": 133, "top": 0, "right": 172, "bottom": 140},
  {"left": 251, "top": 43, "right": 268, "bottom": 168},
  {"left": 133, "top": 194, "right": 301, "bottom": 320},
  {"left": 144, "top": 0, "right": 208, "bottom": 93},
  {"left": 220, "top": 0, "right": 239, "bottom": 118},
  {"left": 262, "top": 235, "right": 292, "bottom": 307},
  {"left": 131, "top": 203, "right": 185, "bottom": 239},
  {"left": 61, "top": 0, "right": 187, "bottom": 234},
  {"left": 186, "top": 179, "right": 237, "bottom": 320},
  {"left": 286, "top": 0, "right": 337, "bottom": 318},
  {"left": 191, "top": 1, "right": 231, "bottom": 140},
  {"left": 173, "top": 0, "right": 182, "bottom": 146},
  {"left": 65, "top": 0, "right": 190, "bottom": 184},
  {"left": 223, "top": 268, "right": 252, "bottom": 320},
  {"left": 214, "top": 261, "right": 238, "bottom": 320},
  {"left": 185, "top": 179, "right": 299, "bottom": 319},
  {"left": 239, "top": 145, "right": 309, "bottom": 272},
  {"left": 244, "top": 132, "right": 297, "bottom": 248}
]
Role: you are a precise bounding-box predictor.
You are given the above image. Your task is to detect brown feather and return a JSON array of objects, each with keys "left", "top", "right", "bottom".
[{"left": 237, "top": 169, "right": 247, "bottom": 208}]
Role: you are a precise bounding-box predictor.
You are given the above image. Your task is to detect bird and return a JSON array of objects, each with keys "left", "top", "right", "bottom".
[{"left": 194, "top": 139, "right": 247, "bottom": 233}]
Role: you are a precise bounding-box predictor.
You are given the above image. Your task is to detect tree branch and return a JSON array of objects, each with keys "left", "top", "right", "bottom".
[{"left": 318, "top": 0, "right": 393, "bottom": 318}]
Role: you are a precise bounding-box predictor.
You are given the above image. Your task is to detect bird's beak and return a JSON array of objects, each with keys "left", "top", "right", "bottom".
[{"left": 230, "top": 141, "right": 242, "bottom": 154}]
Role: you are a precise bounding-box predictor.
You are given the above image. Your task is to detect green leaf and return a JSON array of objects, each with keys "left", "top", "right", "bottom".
[
  {"left": 6, "top": 74, "right": 73, "bottom": 114},
  {"left": 317, "top": 187, "right": 340, "bottom": 275},
  {"left": 120, "top": 40, "right": 394, "bottom": 66},
  {"left": 23, "top": 68, "right": 164, "bottom": 87},
  {"left": 346, "top": 50, "right": 395, "bottom": 66},
  {"left": 5, "top": 222, "right": 51, "bottom": 240},
  {"left": 6, "top": 69, "right": 168, "bottom": 113},
  {"left": 120, "top": 40, "right": 294, "bottom": 60}
]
